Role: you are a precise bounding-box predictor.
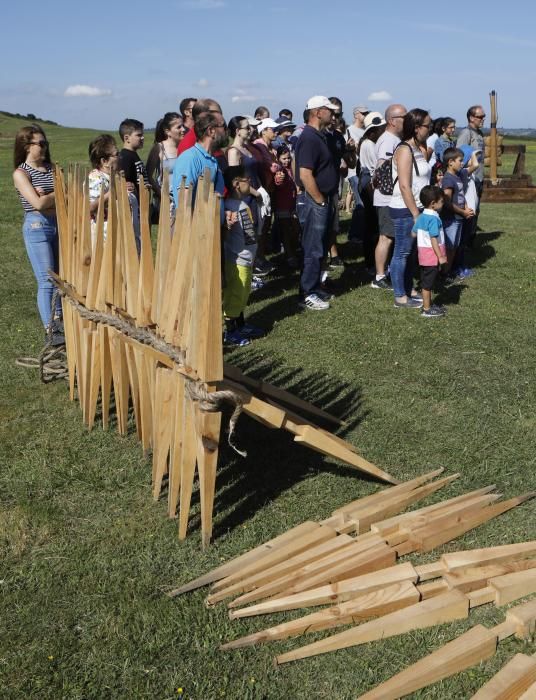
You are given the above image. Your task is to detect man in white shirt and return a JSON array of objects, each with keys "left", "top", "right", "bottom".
[
  {"left": 346, "top": 105, "right": 368, "bottom": 218},
  {"left": 371, "top": 103, "right": 407, "bottom": 289}
]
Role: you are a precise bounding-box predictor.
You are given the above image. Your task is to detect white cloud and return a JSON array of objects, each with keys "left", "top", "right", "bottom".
[
  {"left": 179, "top": 0, "right": 225, "bottom": 8},
  {"left": 231, "top": 94, "right": 256, "bottom": 103},
  {"left": 196, "top": 78, "right": 209, "bottom": 88},
  {"left": 368, "top": 90, "right": 392, "bottom": 102},
  {"left": 64, "top": 84, "right": 112, "bottom": 97}
]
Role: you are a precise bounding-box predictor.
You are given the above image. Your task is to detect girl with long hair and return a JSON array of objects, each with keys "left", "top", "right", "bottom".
[{"left": 13, "top": 125, "right": 63, "bottom": 342}]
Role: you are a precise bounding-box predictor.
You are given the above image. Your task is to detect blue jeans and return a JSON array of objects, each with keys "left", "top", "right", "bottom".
[
  {"left": 390, "top": 211, "right": 417, "bottom": 298},
  {"left": 296, "top": 192, "right": 333, "bottom": 296},
  {"left": 443, "top": 219, "right": 462, "bottom": 249},
  {"left": 22, "top": 211, "right": 61, "bottom": 327}
]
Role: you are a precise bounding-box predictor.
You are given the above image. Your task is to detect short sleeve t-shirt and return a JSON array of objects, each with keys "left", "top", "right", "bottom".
[
  {"left": 442, "top": 171, "right": 466, "bottom": 220},
  {"left": 294, "top": 125, "right": 338, "bottom": 195},
  {"left": 413, "top": 209, "right": 446, "bottom": 266},
  {"left": 119, "top": 149, "right": 148, "bottom": 197},
  {"left": 224, "top": 198, "right": 259, "bottom": 267}
]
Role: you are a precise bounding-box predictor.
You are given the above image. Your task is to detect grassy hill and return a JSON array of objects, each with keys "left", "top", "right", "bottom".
[{"left": 1, "top": 117, "right": 536, "bottom": 700}]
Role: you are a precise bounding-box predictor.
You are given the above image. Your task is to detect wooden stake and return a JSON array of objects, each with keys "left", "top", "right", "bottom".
[
  {"left": 275, "top": 589, "right": 470, "bottom": 665},
  {"left": 228, "top": 562, "right": 419, "bottom": 618},
  {"left": 471, "top": 652, "right": 536, "bottom": 700}
]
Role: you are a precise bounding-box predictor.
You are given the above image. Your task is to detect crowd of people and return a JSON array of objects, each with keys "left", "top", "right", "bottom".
[{"left": 12, "top": 97, "right": 487, "bottom": 346}]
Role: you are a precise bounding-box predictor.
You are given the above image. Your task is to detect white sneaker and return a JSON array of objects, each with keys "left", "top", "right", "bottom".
[{"left": 301, "top": 293, "right": 330, "bottom": 310}]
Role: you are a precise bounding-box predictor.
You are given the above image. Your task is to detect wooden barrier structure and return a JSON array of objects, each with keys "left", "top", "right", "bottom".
[
  {"left": 482, "top": 89, "right": 536, "bottom": 203},
  {"left": 52, "top": 164, "right": 399, "bottom": 548}
]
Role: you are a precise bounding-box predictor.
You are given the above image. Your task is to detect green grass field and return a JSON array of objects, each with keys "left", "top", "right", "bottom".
[{"left": 1, "top": 113, "right": 535, "bottom": 699}]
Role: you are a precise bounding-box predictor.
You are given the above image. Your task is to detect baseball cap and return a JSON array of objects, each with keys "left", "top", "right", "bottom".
[
  {"left": 245, "top": 115, "right": 261, "bottom": 126},
  {"left": 459, "top": 145, "right": 476, "bottom": 167},
  {"left": 306, "top": 96, "right": 339, "bottom": 110},
  {"left": 353, "top": 104, "right": 369, "bottom": 115},
  {"left": 257, "top": 118, "right": 280, "bottom": 132}
]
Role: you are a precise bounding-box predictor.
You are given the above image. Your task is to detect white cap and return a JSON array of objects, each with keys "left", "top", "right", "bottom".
[
  {"left": 257, "top": 118, "right": 280, "bottom": 132},
  {"left": 245, "top": 115, "right": 260, "bottom": 126},
  {"left": 306, "top": 95, "right": 339, "bottom": 111}
]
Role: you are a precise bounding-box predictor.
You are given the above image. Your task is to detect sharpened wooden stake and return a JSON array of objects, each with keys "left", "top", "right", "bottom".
[{"left": 275, "top": 589, "right": 470, "bottom": 665}]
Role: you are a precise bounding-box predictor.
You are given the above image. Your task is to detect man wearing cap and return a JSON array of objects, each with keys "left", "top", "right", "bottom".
[
  {"left": 294, "top": 96, "right": 339, "bottom": 310},
  {"left": 457, "top": 105, "right": 486, "bottom": 250},
  {"left": 371, "top": 103, "right": 407, "bottom": 289}
]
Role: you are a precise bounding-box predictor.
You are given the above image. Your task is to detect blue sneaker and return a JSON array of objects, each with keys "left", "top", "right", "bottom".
[
  {"left": 459, "top": 267, "right": 475, "bottom": 278},
  {"left": 224, "top": 329, "right": 250, "bottom": 347}
]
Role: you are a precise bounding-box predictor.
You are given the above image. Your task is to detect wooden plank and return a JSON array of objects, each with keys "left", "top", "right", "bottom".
[
  {"left": 275, "top": 589, "right": 470, "bottom": 665},
  {"left": 443, "top": 559, "right": 536, "bottom": 594},
  {"left": 411, "top": 494, "right": 536, "bottom": 553},
  {"left": 331, "top": 469, "right": 445, "bottom": 515},
  {"left": 371, "top": 486, "right": 498, "bottom": 535},
  {"left": 86, "top": 329, "right": 101, "bottom": 430},
  {"left": 177, "top": 386, "right": 199, "bottom": 540},
  {"left": 194, "top": 394, "right": 222, "bottom": 549},
  {"left": 167, "top": 521, "right": 321, "bottom": 596},
  {"left": 62, "top": 300, "right": 77, "bottom": 400},
  {"left": 168, "top": 369, "right": 184, "bottom": 518},
  {"left": 467, "top": 586, "right": 496, "bottom": 608},
  {"left": 136, "top": 174, "right": 154, "bottom": 326},
  {"left": 471, "top": 653, "right": 536, "bottom": 700},
  {"left": 223, "top": 362, "right": 343, "bottom": 426},
  {"left": 414, "top": 561, "right": 446, "bottom": 581},
  {"left": 117, "top": 176, "right": 139, "bottom": 318},
  {"left": 224, "top": 535, "right": 356, "bottom": 607},
  {"left": 124, "top": 342, "right": 142, "bottom": 441},
  {"left": 98, "top": 324, "right": 112, "bottom": 429},
  {"left": 443, "top": 541, "right": 536, "bottom": 573},
  {"left": 505, "top": 598, "right": 536, "bottom": 639},
  {"left": 519, "top": 680, "right": 536, "bottom": 699},
  {"left": 152, "top": 367, "right": 174, "bottom": 499},
  {"left": 416, "top": 579, "right": 449, "bottom": 599},
  {"left": 357, "top": 625, "right": 498, "bottom": 700},
  {"left": 225, "top": 536, "right": 382, "bottom": 609},
  {"left": 223, "top": 580, "right": 421, "bottom": 650},
  {"left": 209, "top": 524, "right": 339, "bottom": 596},
  {"left": 292, "top": 424, "right": 399, "bottom": 484},
  {"left": 85, "top": 187, "right": 105, "bottom": 310},
  {"left": 350, "top": 474, "right": 460, "bottom": 534},
  {"left": 108, "top": 326, "right": 129, "bottom": 435},
  {"left": 228, "top": 562, "right": 419, "bottom": 618},
  {"left": 217, "top": 379, "right": 286, "bottom": 429},
  {"left": 490, "top": 568, "right": 536, "bottom": 606},
  {"left": 264, "top": 543, "right": 396, "bottom": 603}
]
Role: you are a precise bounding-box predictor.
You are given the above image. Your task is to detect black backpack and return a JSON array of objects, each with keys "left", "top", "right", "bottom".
[{"left": 372, "top": 143, "right": 419, "bottom": 195}]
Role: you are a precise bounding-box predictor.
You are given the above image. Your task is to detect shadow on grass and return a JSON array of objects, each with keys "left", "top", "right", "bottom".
[{"left": 193, "top": 347, "right": 374, "bottom": 539}]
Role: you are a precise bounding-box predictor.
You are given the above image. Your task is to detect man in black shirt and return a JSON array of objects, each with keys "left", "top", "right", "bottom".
[{"left": 294, "top": 96, "right": 339, "bottom": 310}]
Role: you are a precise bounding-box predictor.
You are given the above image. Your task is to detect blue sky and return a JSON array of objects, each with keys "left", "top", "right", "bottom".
[{"left": 2, "top": 0, "right": 536, "bottom": 130}]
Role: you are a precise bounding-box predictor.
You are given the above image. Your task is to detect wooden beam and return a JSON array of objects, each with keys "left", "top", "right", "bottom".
[
  {"left": 275, "top": 589, "right": 469, "bottom": 665},
  {"left": 166, "top": 521, "right": 321, "bottom": 596},
  {"left": 357, "top": 624, "right": 498, "bottom": 700},
  {"left": 228, "top": 562, "right": 419, "bottom": 619},
  {"left": 470, "top": 653, "right": 536, "bottom": 700},
  {"left": 222, "top": 580, "right": 420, "bottom": 650}
]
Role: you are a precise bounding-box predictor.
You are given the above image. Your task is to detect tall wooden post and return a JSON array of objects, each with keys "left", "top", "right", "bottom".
[{"left": 489, "top": 90, "right": 498, "bottom": 184}]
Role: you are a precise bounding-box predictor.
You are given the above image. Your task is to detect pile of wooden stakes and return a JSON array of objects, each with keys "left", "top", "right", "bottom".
[
  {"left": 52, "top": 164, "right": 398, "bottom": 548},
  {"left": 168, "top": 471, "right": 536, "bottom": 696}
]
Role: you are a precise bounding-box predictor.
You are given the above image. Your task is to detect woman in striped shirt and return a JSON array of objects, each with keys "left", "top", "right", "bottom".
[{"left": 13, "top": 125, "right": 62, "bottom": 341}]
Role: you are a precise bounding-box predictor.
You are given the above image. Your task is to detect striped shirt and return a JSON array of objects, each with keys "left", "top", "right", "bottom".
[{"left": 16, "top": 162, "right": 54, "bottom": 212}]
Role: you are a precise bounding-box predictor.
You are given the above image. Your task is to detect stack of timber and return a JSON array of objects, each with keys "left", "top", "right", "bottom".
[{"left": 52, "top": 165, "right": 397, "bottom": 548}]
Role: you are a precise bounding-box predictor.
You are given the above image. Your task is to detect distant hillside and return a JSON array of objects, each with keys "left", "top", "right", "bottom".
[{"left": 0, "top": 110, "right": 59, "bottom": 126}]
